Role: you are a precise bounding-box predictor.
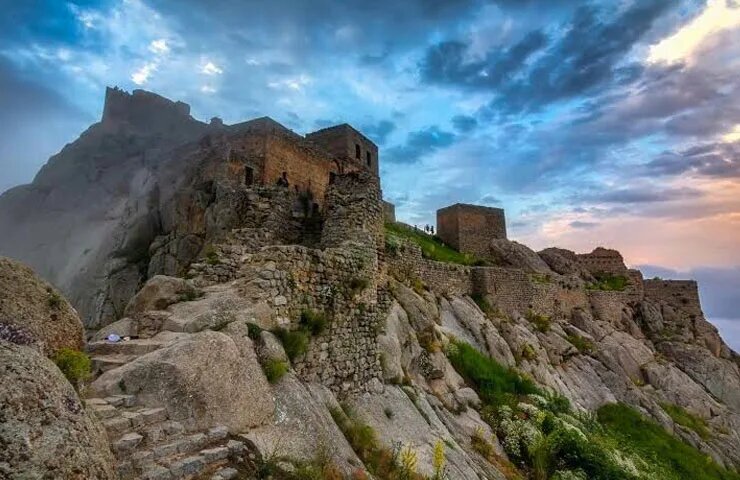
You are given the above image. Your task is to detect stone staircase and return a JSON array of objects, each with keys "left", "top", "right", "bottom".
[
  {"left": 86, "top": 394, "right": 244, "bottom": 479},
  {"left": 88, "top": 338, "right": 170, "bottom": 375},
  {"left": 85, "top": 334, "right": 248, "bottom": 479}
]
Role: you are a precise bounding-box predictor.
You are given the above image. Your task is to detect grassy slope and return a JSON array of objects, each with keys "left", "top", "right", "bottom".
[
  {"left": 385, "top": 222, "right": 481, "bottom": 265},
  {"left": 447, "top": 340, "right": 740, "bottom": 480}
]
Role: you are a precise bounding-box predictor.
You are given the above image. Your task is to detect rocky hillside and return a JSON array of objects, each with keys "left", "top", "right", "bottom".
[{"left": 1, "top": 88, "right": 739, "bottom": 480}]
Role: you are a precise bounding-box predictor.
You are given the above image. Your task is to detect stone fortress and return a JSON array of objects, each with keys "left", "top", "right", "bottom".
[{"left": 3, "top": 87, "right": 739, "bottom": 480}]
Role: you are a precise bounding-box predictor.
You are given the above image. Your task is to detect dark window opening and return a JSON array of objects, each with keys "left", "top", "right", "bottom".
[
  {"left": 355, "top": 143, "right": 361, "bottom": 159},
  {"left": 329, "top": 172, "right": 337, "bottom": 184},
  {"left": 244, "top": 166, "right": 254, "bottom": 185},
  {"left": 277, "top": 171, "right": 289, "bottom": 187},
  {"left": 312, "top": 203, "right": 320, "bottom": 216},
  {"left": 366, "top": 151, "right": 372, "bottom": 167}
]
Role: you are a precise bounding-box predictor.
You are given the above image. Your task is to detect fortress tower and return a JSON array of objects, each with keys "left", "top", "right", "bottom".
[
  {"left": 306, "top": 124, "right": 379, "bottom": 176},
  {"left": 436, "top": 203, "right": 507, "bottom": 258}
]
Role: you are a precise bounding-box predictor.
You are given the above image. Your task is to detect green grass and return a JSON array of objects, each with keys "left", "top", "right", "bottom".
[
  {"left": 300, "top": 309, "right": 328, "bottom": 335},
  {"left": 53, "top": 348, "right": 91, "bottom": 389},
  {"left": 660, "top": 402, "right": 711, "bottom": 440},
  {"left": 385, "top": 222, "right": 481, "bottom": 265},
  {"left": 597, "top": 403, "right": 740, "bottom": 480},
  {"left": 566, "top": 334, "right": 595, "bottom": 354},
  {"left": 272, "top": 327, "right": 310, "bottom": 362},
  {"left": 263, "top": 359, "right": 289, "bottom": 383},
  {"left": 525, "top": 310, "right": 551, "bottom": 333},
  {"left": 586, "top": 274, "right": 629, "bottom": 292},
  {"left": 446, "top": 340, "right": 540, "bottom": 404}
]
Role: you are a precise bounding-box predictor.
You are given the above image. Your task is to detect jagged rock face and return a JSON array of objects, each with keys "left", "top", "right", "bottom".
[
  {"left": 90, "top": 330, "right": 274, "bottom": 433},
  {"left": 0, "top": 91, "right": 211, "bottom": 330},
  {"left": 0, "top": 256, "right": 84, "bottom": 356},
  {"left": 0, "top": 341, "right": 116, "bottom": 479}
]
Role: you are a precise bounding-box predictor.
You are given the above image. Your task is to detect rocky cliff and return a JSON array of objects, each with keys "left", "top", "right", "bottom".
[{"left": 1, "top": 89, "right": 739, "bottom": 480}]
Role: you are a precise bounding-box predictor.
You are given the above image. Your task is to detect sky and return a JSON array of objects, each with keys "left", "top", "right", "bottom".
[{"left": 0, "top": 0, "right": 738, "bottom": 349}]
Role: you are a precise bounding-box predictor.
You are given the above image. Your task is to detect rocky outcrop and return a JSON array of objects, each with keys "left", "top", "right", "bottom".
[
  {"left": 488, "top": 239, "right": 552, "bottom": 273},
  {"left": 123, "top": 275, "right": 198, "bottom": 318},
  {"left": 0, "top": 341, "right": 116, "bottom": 479},
  {"left": 91, "top": 331, "right": 274, "bottom": 432},
  {"left": 0, "top": 256, "right": 84, "bottom": 356}
]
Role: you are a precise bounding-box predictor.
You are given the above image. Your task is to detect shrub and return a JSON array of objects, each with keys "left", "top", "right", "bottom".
[
  {"left": 300, "top": 309, "right": 328, "bottom": 335},
  {"left": 566, "top": 334, "right": 594, "bottom": 354},
  {"left": 660, "top": 402, "right": 711, "bottom": 440},
  {"left": 471, "top": 293, "right": 496, "bottom": 318},
  {"left": 384, "top": 407, "right": 394, "bottom": 419},
  {"left": 272, "top": 327, "right": 310, "bottom": 362},
  {"left": 411, "top": 277, "right": 427, "bottom": 296},
  {"left": 597, "top": 403, "right": 740, "bottom": 480},
  {"left": 520, "top": 344, "right": 537, "bottom": 362},
  {"left": 203, "top": 244, "right": 219, "bottom": 265},
  {"left": 47, "top": 289, "right": 63, "bottom": 310},
  {"left": 330, "top": 405, "right": 424, "bottom": 480},
  {"left": 525, "top": 310, "right": 551, "bottom": 333},
  {"left": 53, "top": 348, "right": 91, "bottom": 389},
  {"left": 586, "top": 274, "right": 629, "bottom": 292},
  {"left": 247, "top": 322, "right": 263, "bottom": 340},
  {"left": 263, "top": 359, "right": 288, "bottom": 383},
  {"left": 432, "top": 439, "right": 448, "bottom": 480},
  {"left": 446, "top": 341, "right": 540, "bottom": 404}
]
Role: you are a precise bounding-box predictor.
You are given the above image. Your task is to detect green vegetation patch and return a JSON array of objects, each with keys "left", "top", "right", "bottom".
[
  {"left": 586, "top": 274, "right": 629, "bottom": 292},
  {"left": 53, "top": 348, "right": 91, "bottom": 389},
  {"left": 446, "top": 340, "right": 540, "bottom": 404},
  {"left": 566, "top": 334, "right": 595, "bottom": 354},
  {"left": 272, "top": 327, "right": 310, "bottom": 362},
  {"left": 385, "top": 222, "right": 481, "bottom": 266},
  {"left": 660, "top": 402, "right": 711, "bottom": 440},
  {"left": 329, "top": 404, "right": 425, "bottom": 480},
  {"left": 300, "top": 309, "right": 328, "bottom": 335},
  {"left": 597, "top": 403, "right": 739, "bottom": 480},
  {"left": 525, "top": 310, "right": 551, "bottom": 333},
  {"left": 263, "top": 359, "right": 289, "bottom": 383}
]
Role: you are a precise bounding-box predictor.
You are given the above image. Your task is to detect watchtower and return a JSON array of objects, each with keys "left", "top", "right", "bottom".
[
  {"left": 436, "top": 203, "right": 507, "bottom": 258},
  {"left": 306, "top": 124, "right": 379, "bottom": 176}
]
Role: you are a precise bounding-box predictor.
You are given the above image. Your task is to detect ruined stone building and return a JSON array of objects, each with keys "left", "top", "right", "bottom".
[{"left": 436, "top": 203, "right": 507, "bottom": 258}]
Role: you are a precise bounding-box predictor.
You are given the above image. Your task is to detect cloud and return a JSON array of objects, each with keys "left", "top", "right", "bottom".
[
  {"left": 360, "top": 119, "right": 396, "bottom": 145},
  {"left": 569, "top": 221, "right": 599, "bottom": 229},
  {"left": 451, "top": 114, "right": 478, "bottom": 133},
  {"left": 200, "top": 61, "right": 223, "bottom": 76},
  {"left": 385, "top": 126, "right": 457, "bottom": 164},
  {"left": 575, "top": 187, "right": 703, "bottom": 204},
  {"left": 0, "top": 58, "right": 92, "bottom": 193}
]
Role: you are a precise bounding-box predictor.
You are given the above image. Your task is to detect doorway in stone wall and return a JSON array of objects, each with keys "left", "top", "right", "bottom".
[{"left": 244, "top": 166, "right": 254, "bottom": 185}]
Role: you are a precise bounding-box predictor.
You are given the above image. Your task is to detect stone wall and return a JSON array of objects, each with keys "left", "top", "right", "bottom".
[
  {"left": 472, "top": 267, "right": 588, "bottom": 319},
  {"left": 436, "top": 203, "right": 507, "bottom": 259},
  {"left": 382, "top": 201, "right": 396, "bottom": 223},
  {"left": 644, "top": 279, "right": 703, "bottom": 317},
  {"left": 306, "top": 124, "right": 379, "bottom": 176},
  {"left": 577, "top": 247, "right": 628, "bottom": 275},
  {"left": 386, "top": 239, "right": 472, "bottom": 296}
]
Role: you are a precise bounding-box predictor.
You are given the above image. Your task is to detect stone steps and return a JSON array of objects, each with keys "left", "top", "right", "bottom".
[
  {"left": 88, "top": 338, "right": 168, "bottom": 356},
  {"left": 87, "top": 394, "right": 243, "bottom": 479},
  {"left": 91, "top": 353, "right": 140, "bottom": 374}
]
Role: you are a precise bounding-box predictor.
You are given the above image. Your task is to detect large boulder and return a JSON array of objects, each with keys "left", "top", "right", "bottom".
[
  {"left": 91, "top": 330, "right": 274, "bottom": 432},
  {"left": 0, "top": 340, "right": 116, "bottom": 479},
  {"left": 123, "top": 274, "right": 198, "bottom": 317},
  {"left": 0, "top": 256, "right": 84, "bottom": 356},
  {"left": 488, "top": 239, "right": 552, "bottom": 274}
]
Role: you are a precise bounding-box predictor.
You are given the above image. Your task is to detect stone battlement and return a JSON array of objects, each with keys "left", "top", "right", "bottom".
[{"left": 102, "top": 87, "right": 191, "bottom": 125}]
